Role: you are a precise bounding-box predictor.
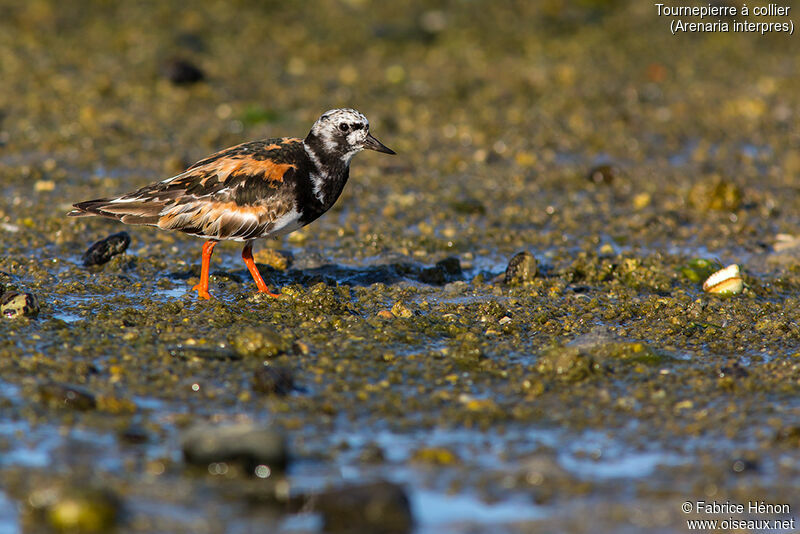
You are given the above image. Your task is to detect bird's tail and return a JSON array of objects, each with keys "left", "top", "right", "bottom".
[{"left": 68, "top": 198, "right": 162, "bottom": 225}]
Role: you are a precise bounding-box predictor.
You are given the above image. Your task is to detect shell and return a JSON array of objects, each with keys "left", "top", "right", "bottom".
[{"left": 702, "top": 264, "right": 744, "bottom": 295}]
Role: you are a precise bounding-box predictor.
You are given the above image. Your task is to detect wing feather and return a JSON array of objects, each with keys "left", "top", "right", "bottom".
[{"left": 68, "top": 138, "right": 304, "bottom": 241}]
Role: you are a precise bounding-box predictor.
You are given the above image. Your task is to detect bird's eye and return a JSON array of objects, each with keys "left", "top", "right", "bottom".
[{"left": 339, "top": 123, "right": 350, "bottom": 132}]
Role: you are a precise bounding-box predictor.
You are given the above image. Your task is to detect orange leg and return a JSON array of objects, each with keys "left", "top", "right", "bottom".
[
  {"left": 242, "top": 242, "right": 281, "bottom": 297},
  {"left": 191, "top": 240, "right": 217, "bottom": 300}
]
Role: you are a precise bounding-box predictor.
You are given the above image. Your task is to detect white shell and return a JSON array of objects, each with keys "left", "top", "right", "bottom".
[{"left": 703, "top": 264, "right": 744, "bottom": 295}]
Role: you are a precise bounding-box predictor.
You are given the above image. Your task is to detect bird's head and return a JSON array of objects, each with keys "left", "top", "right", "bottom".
[{"left": 306, "top": 108, "right": 395, "bottom": 164}]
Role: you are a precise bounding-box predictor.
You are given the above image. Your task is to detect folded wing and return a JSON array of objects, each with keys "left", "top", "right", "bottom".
[{"left": 68, "top": 138, "right": 303, "bottom": 241}]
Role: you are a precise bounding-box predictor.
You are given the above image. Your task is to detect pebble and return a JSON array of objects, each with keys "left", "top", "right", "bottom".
[
  {"left": 1, "top": 291, "right": 39, "bottom": 318},
  {"left": 229, "top": 327, "right": 290, "bottom": 358},
  {"left": 38, "top": 382, "right": 97, "bottom": 411},
  {"left": 82, "top": 232, "right": 131, "bottom": 267},
  {"left": 411, "top": 446, "right": 459, "bottom": 465},
  {"left": 181, "top": 422, "right": 287, "bottom": 475},
  {"left": 504, "top": 251, "right": 538, "bottom": 284},
  {"left": 587, "top": 164, "right": 618, "bottom": 185},
  {"left": 448, "top": 197, "right": 486, "bottom": 215},
  {"left": 316, "top": 481, "right": 412, "bottom": 533},
  {"left": 29, "top": 485, "right": 120, "bottom": 533},
  {"left": 252, "top": 364, "right": 295, "bottom": 396},
  {"left": 391, "top": 301, "right": 413, "bottom": 318},
  {"left": 536, "top": 346, "right": 599, "bottom": 382},
  {"left": 688, "top": 178, "right": 742, "bottom": 211},
  {"left": 161, "top": 57, "right": 205, "bottom": 85}
]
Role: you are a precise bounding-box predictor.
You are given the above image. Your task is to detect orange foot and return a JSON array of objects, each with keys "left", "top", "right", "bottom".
[
  {"left": 257, "top": 287, "right": 283, "bottom": 298},
  {"left": 192, "top": 283, "right": 212, "bottom": 300}
]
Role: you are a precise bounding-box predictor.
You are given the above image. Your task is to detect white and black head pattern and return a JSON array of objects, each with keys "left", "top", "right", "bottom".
[{"left": 304, "top": 108, "right": 395, "bottom": 167}]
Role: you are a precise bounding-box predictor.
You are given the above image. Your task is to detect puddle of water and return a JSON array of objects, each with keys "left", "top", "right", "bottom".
[
  {"left": 558, "top": 429, "right": 685, "bottom": 480},
  {"left": 411, "top": 489, "right": 542, "bottom": 532},
  {"left": 52, "top": 311, "right": 84, "bottom": 323},
  {"left": 0, "top": 490, "right": 18, "bottom": 534},
  {"left": 279, "top": 513, "right": 323, "bottom": 533},
  {"left": 0, "top": 420, "right": 53, "bottom": 468}
]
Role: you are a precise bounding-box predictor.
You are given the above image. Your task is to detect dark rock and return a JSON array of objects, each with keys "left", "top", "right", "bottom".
[
  {"left": 161, "top": 57, "right": 205, "bottom": 85},
  {"left": 316, "top": 481, "right": 413, "bottom": 534},
  {"left": 38, "top": 382, "right": 97, "bottom": 411},
  {"left": 587, "top": 164, "right": 618, "bottom": 184},
  {"left": 504, "top": 251, "right": 538, "bottom": 284},
  {"left": 719, "top": 362, "right": 749, "bottom": 379},
  {"left": 730, "top": 456, "right": 759, "bottom": 474},
  {"left": 82, "top": 232, "right": 131, "bottom": 267},
  {"left": 253, "top": 364, "right": 294, "bottom": 396},
  {"left": 436, "top": 256, "right": 462, "bottom": 276},
  {"left": 418, "top": 266, "right": 446, "bottom": 285},
  {"left": 449, "top": 197, "right": 486, "bottom": 215},
  {"left": 1, "top": 291, "right": 39, "bottom": 318},
  {"left": 419, "top": 257, "right": 462, "bottom": 285},
  {"left": 181, "top": 423, "right": 287, "bottom": 475},
  {"left": 119, "top": 423, "right": 149, "bottom": 444},
  {"left": 168, "top": 344, "right": 240, "bottom": 361}
]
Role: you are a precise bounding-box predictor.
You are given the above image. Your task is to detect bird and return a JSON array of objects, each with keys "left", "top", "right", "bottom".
[{"left": 68, "top": 108, "right": 395, "bottom": 299}]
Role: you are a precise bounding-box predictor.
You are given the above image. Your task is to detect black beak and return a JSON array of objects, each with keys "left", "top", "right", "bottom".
[{"left": 363, "top": 132, "right": 396, "bottom": 155}]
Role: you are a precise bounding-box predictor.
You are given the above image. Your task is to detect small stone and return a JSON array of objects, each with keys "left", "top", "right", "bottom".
[
  {"left": 118, "top": 424, "right": 149, "bottom": 444},
  {"left": 316, "top": 481, "right": 412, "bottom": 534},
  {"left": 161, "top": 57, "right": 205, "bottom": 85},
  {"left": 504, "top": 251, "right": 538, "bottom": 285},
  {"left": 449, "top": 197, "right": 486, "bottom": 215},
  {"left": 82, "top": 232, "right": 131, "bottom": 267},
  {"left": 411, "top": 446, "right": 459, "bottom": 465},
  {"left": 391, "top": 302, "right": 413, "bottom": 318},
  {"left": 536, "top": 346, "right": 599, "bottom": 382},
  {"left": 34, "top": 179, "right": 56, "bottom": 192},
  {"left": 377, "top": 310, "right": 394, "bottom": 319},
  {"left": 688, "top": 178, "right": 742, "bottom": 211},
  {"left": 358, "top": 443, "right": 385, "bottom": 463},
  {"left": 38, "top": 382, "right": 97, "bottom": 411},
  {"left": 774, "top": 425, "right": 800, "bottom": 446},
  {"left": 444, "top": 280, "right": 468, "bottom": 294},
  {"left": 96, "top": 394, "right": 137, "bottom": 414},
  {"left": 229, "top": 327, "right": 290, "bottom": 358},
  {"left": 632, "top": 192, "right": 651, "bottom": 210},
  {"left": 587, "top": 164, "right": 618, "bottom": 185},
  {"left": 181, "top": 422, "right": 287, "bottom": 475},
  {"left": 1, "top": 291, "right": 39, "bottom": 318},
  {"left": 252, "top": 364, "right": 294, "bottom": 396},
  {"left": 719, "top": 361, "right": 749, "bottom": 379},
  {"left": 29, "top": 485, "right": 120, "bottom": 533}
]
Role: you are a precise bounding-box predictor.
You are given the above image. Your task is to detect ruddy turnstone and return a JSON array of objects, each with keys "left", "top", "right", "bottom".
[{"left": 69, "top": 108, "right": 395, "bottom": 299}]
